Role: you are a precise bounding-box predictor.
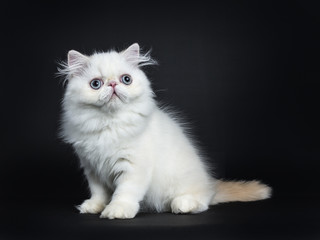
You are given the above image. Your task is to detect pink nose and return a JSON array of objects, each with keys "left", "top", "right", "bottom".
[{"left": 108, "top": 81, "right": 117, "bottom": 88}]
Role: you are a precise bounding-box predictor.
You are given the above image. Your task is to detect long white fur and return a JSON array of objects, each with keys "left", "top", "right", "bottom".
[{"left": 59, "top": 43, "right": 270, "bottom": 219}]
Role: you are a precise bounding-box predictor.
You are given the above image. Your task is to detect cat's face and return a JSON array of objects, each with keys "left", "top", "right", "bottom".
[{"left": 62, "top": 44, "right": 154, "bottom": 113}]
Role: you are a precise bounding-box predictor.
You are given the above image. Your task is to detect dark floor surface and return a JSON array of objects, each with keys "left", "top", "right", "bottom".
[{"left": 1, "top": 194, "right": 319, "bottom": 240}]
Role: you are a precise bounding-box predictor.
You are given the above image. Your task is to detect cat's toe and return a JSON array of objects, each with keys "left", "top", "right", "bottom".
[
  {"left": 77, "top": 198, "right": 106, "bottom": 214},
  {"left": 100, "top": 201, "right": 138, "bottom": 219}
]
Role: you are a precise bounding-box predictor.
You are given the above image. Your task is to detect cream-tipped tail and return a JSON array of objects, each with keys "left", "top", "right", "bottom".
[{"left": 211, "top": 180, "right": 272, "bottom": 205}]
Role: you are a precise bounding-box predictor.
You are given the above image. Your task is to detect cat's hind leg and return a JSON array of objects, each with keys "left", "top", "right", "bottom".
[{"left": 171, "top": 194, "right": 209, "bottom": 214}]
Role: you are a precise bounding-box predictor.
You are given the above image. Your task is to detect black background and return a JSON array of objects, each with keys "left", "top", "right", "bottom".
[{"left": 1, "top": 0, "right": 319, "bottom": 239}]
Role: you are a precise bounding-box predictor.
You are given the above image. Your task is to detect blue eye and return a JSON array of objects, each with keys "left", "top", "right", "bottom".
[
  {"left": 120, "top": 74, "right": 132, "bottom": 85},
  {"left": 90, "top": 79, "right": 103, "bottom": 89}
]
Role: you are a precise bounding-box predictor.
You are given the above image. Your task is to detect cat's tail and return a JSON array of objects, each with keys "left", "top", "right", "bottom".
[{"left": 211, "top": 180, "right": 272, "bottom": 205}]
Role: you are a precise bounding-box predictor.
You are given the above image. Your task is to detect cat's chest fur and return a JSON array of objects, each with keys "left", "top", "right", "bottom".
[
  {"left": 64, "top": 108, "right": 151, "bottom": 186},
  {"left": 74, "top": 129, "right": 132, "bottom": 185}
]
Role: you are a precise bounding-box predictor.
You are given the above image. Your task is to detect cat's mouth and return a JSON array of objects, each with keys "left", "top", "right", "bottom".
[
  {"left": 110, "top": 89, "right": 122, "bottom": 101},
  {"left": 111, "top": 91, "right": 118, "bottom": 98},
  {"left": 108, "top": 88, "right": 128, "bottom": 103},
  {"left": 99, "top": 87, "right": 129, "bottom": 105}
]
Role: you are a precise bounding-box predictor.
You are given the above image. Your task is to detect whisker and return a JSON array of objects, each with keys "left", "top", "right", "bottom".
[{"left": 154, "top": 89, "right": 168, "bottom": 93}]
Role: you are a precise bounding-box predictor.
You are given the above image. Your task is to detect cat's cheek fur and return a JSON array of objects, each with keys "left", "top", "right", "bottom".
[{"left": 65, "top": 83, "right": 100, "bottom": 107}]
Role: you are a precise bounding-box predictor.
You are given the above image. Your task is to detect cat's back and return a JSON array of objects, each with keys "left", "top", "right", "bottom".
[
  {"left": 140, "top": 107, "right": 199, "bottom": 162},
  {"left": 149, "top": 107, "right": 190, "bottom": 142}
]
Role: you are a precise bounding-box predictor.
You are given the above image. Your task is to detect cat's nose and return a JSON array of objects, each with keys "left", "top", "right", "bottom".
[{"left": 108, "top": 81, "right": 117, "bottom": 88}]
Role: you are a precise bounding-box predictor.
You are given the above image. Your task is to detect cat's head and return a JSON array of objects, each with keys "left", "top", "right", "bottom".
[{"left": 59, "top": 43, "right": 156, "bottom": 113}]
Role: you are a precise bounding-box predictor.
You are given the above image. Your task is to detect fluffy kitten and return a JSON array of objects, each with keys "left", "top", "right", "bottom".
[{"left": 59, "top": 43, "right": 271, "bottom": 219}]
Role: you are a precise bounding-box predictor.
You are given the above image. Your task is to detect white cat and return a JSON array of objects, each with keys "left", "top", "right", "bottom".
[{"left": 59, "top": 43, "right": 271, "bottom": 219}]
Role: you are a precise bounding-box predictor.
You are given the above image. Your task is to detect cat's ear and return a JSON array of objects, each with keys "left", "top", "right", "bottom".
[
  {"left": 121, "top": 43, "right": 140, "bottom": 66},
  {"left": 121, "top": 43, "right": 157, "bottom": 67},
  {"left": 67, "top": 50, "right": 89, "bottom": 76}
]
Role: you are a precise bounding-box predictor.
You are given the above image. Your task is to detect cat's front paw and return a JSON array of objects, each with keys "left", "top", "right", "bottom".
[
  {"left": 100, "top": 201, "right": 139, "bottom": 219},
  {"left": 77, "top": 198, "right": 106, "bottom": 214}
]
